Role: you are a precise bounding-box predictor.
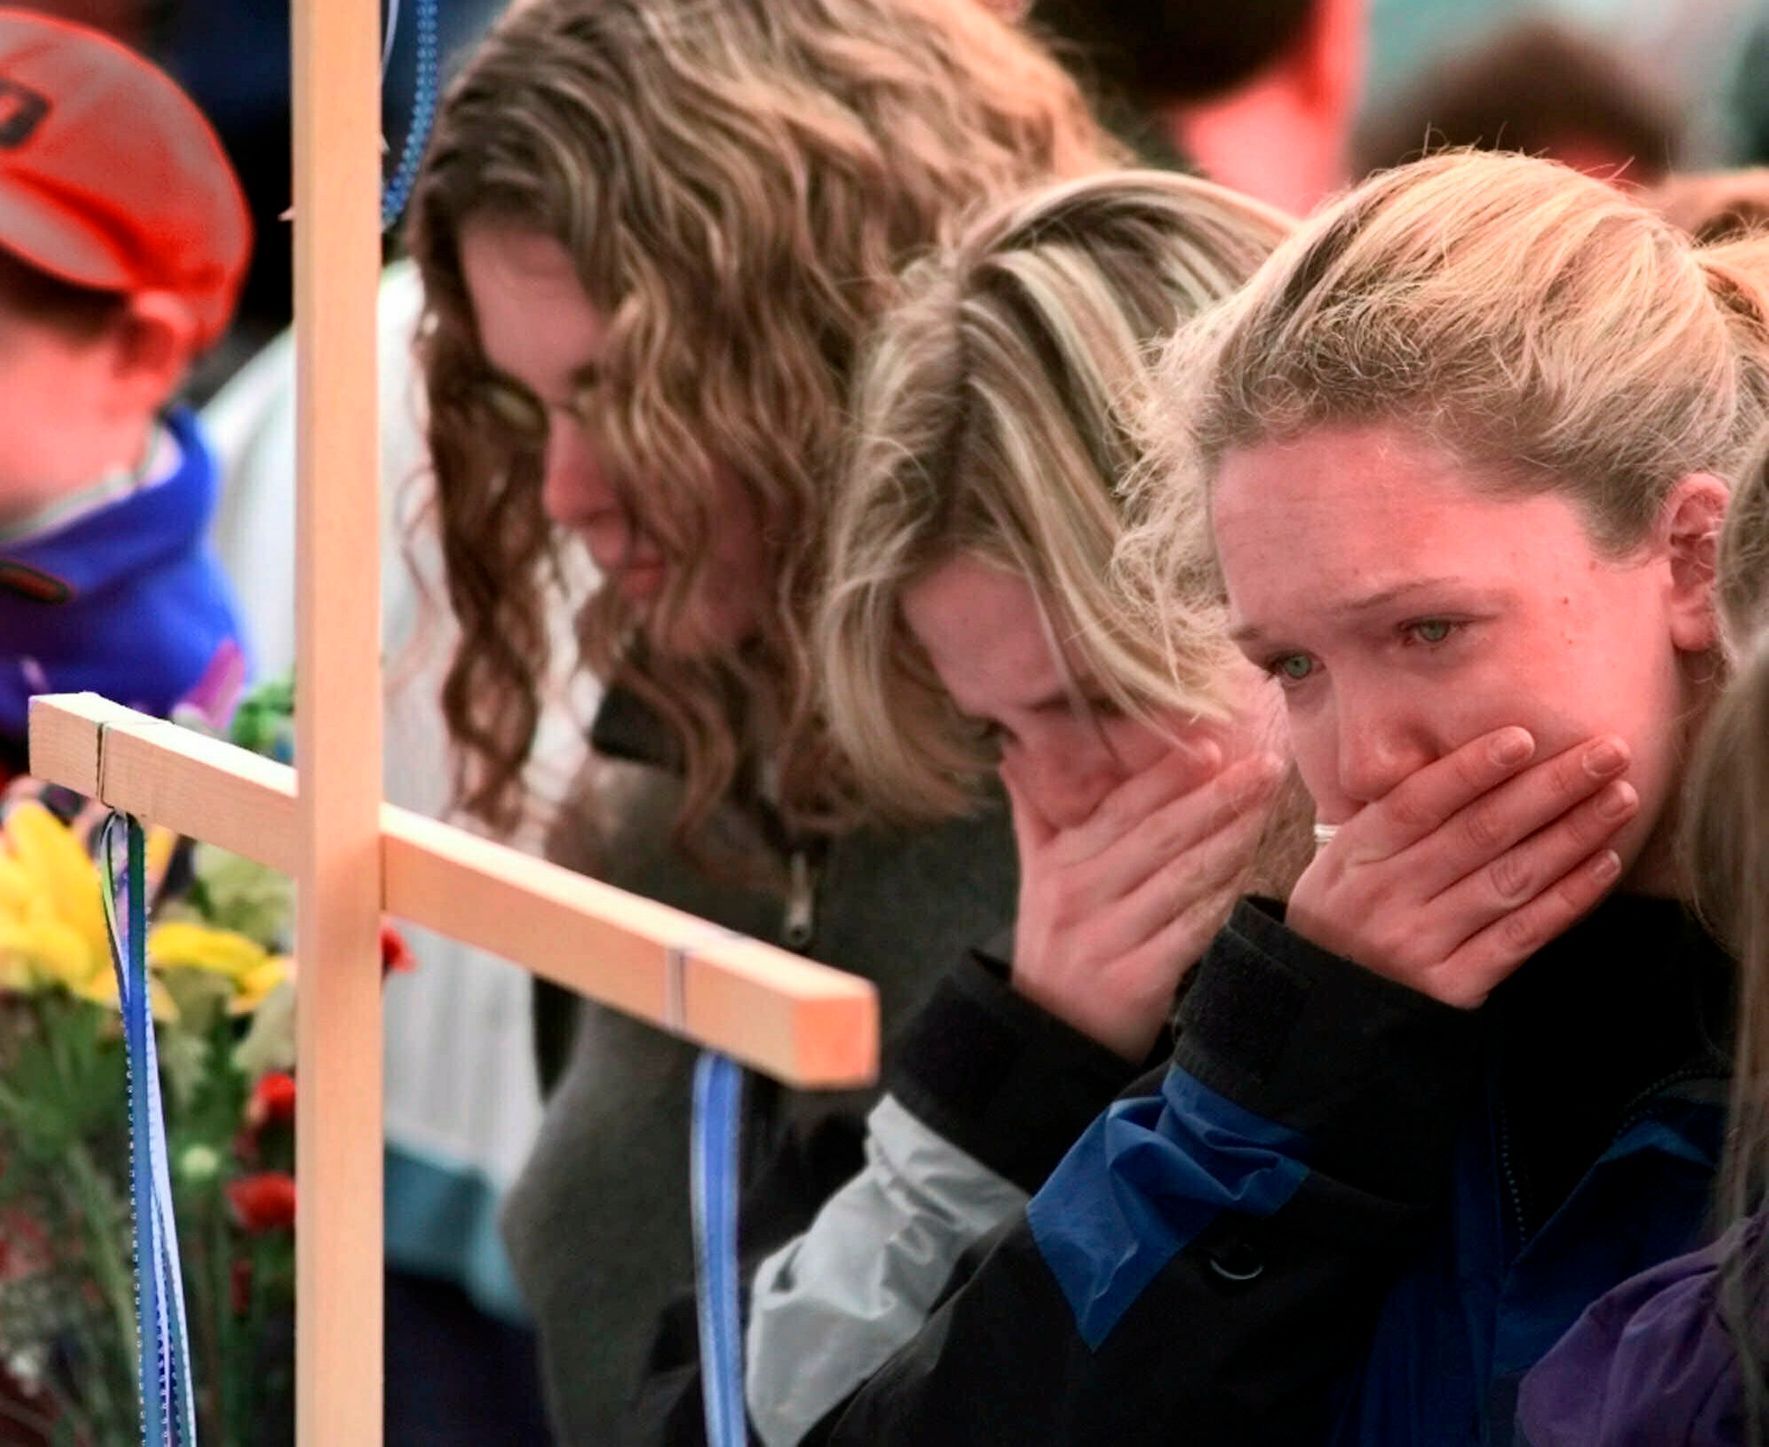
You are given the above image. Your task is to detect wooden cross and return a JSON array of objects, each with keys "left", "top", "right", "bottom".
[{"left": 23, "top": 6, "right": 879, "bottom": 1442}]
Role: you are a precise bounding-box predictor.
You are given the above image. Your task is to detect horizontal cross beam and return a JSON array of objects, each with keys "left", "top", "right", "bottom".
[{"left": 29, "top": 692, "right": 879, "bottom": 1089}]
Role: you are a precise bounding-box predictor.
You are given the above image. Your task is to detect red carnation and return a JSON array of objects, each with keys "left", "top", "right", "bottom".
[
  {"left": 226, "top": 1172, "right": 296, "bottom": 1233},
  {"left": 246, "top": 1071, "right": 296, "bottom": 1132}
]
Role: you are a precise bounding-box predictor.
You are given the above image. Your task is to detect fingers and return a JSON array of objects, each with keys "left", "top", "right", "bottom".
[
  {"left": 1090, "top": 869, "right": 1254, "bottom": 1061},
  {"left": 1122, "top": 875, "right": 1247, "bottom": 997},
  {"left": 1373, "top": 767, "right": 1636, "bottom": 989},
  {"left": 1401, "top": 735, "right": 1633, "bottom": 899},
  {"left": 1055, "top": 735, "right": 1224, "bottom": 866},
  {"left": 1071, "top": 752, "right": 1281, "bottom": 912},
  {"left": 1027, "top": 859, "right": 1254, "bottom": 1065},
  {"left": 1431, "top": 775, "right": 1638, "bottom": 921},
  {"left": 1107, "top": 787, "right": 1273, "bottom": 954},
  {"left": 1430, "top": 848, "right": 1625, "bottom": 1007},
  {"left": 1354, "top": 726, "right": 1539, "bottom": 857},
  {"left": 1120, "top": 752, "right": 1284, "bottom": 867},
  {"left": 1290, "top": 731, "right": 1638, "bottom": 1008}
]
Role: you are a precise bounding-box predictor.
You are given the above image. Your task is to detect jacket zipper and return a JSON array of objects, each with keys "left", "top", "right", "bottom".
[
  {"left": 1494, "top": 1092, "right": 1528, "bottom": 1252},
  {"left": 783, "top": 849, "right": 816, "bottom": 951},
  {"left": 1605, "top": 1064, "right": 1716, "bottom": 1150},
  {"left": 1503, "top": 1064, "right": 1719, "bottom": 1255}
]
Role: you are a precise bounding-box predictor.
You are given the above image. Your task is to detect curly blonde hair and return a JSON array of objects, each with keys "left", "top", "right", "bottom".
[
  {"left": 820, "top": 170, "right": 1290, "bottom": 823},
  {"left": 405, "top": 0, "right": 1115, "bottom": 845}
]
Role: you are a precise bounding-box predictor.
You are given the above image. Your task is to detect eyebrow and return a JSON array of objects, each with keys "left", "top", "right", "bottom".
[{"left": 1229, "top": 577, "right": 1500, "bottom": 646}]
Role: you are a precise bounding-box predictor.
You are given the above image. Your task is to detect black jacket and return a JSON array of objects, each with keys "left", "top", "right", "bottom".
[{"left": 814, "top": 894, "right": 1733, "bottom": 1445}]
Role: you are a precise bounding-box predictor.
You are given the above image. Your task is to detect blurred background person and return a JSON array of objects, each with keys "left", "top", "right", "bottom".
[
  {"left": 1028, "top": 0, "right": 1367, "bottom": 213},
  {"left": 1355, "top": 17, "right": 1685, "bottom": 182}
]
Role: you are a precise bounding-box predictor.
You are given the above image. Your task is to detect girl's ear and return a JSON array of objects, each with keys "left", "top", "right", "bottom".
[{"left": 1661, "top": 472, "right": 1731, "bottom": 653}]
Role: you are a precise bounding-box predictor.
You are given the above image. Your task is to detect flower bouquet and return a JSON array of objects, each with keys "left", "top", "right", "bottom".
[{"left": 0, "top": 675, "right": 378, "bottom": 1445}]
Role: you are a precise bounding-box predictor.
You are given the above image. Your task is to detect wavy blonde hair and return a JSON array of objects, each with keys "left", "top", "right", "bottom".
[
  {"left": 1121, "top": 152, "right": 1769, "bottom": 647},
  {"left": 820, "top": 171, "right": 1290, "bottom": 823},
  {"left": 406, "top": 0, "right": 1115, "bottom": 843},
  {"left": 1687, "top": 428, "right": 1769, "bottom": 1435}
]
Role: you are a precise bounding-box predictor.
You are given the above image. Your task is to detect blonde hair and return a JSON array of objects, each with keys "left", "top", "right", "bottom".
[
  {"left": 1123, "top": 152, "right": 1769, "bottom": 646},
  {"left": 1117, "top": 146, "right": 1769, "bottom": 1429},
  {"left": 1688, "top": 431, "right": 1769, "bottom": 1432},
  {"left": 819, "top": 171, "right": 1290, "bottom": 822},
  {"left": 406, "top": 0, "right": 1115, "bottom": 843}
]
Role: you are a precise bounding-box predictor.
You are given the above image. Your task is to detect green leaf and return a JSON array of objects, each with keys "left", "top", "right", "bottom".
[
  {"left": 157, "top": 1026, "right": 212, "bottom": 1114},
  {"left": 232, "top": 978, "right": 296, "bottom": 1079},
  {"left": 188, "top": 844, "right": 294, "bottom": 948}
]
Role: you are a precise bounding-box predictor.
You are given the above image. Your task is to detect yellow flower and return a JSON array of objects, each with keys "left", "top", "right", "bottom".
[
  {"left": 0, "top": 804, "right": 264, "bottom": 1024},
  {"left": 0, "top": 803, "right": 181, "bottom": 1021},
  {"left": 0, "top": 853, "right": 40, "bottom": 916},
  {"left": 0, "top": 804, "right": 111, "bottom": 1002},
  {"left": 229, "top": 955, "right": 290, "bottom": 1016},
  {"left": 149, "top": 920, "right": 268, "bottom": 982},
  {"left": 2, "top": 803, "right": 108, "bottom": 973},
  {"left": 74, "top": 963, "right": 180, "bottom": 1023},
  {"left": 0, "top": 911, "right": 94, "bottom": 994},
  {"left": 150, "top": 920, "right": 286, "bottom": 1016}
]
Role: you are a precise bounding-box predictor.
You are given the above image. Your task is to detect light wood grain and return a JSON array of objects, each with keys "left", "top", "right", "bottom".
[
  {"left": 27, "top": 691, "right": 149, "bottom": 798},
  {"left": 27, "top": 694, "right": 881, "bottom": 1087},
  {"left": 291, "top": 0, "right": 387, "bottom": 1436},
  {"left": 29, "top": 695, "right": 298, "bottom": 873},
  {"left": 382, "top": 808, "right": 878, "bottom": 1085}
]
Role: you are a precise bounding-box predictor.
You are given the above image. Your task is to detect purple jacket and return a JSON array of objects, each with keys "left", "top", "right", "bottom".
[{"left": 1518, "top": 1212, "right": 1762, "bottom": 1444}]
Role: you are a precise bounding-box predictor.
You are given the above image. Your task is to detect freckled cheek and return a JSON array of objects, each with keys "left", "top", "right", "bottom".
[{"left": 1468, "top": 629, "right": 1651, "bottom": 763}]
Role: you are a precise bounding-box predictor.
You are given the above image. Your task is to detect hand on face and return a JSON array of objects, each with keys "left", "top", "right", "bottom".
[
  {"left": 1286, "top": 725, "right": 1639, "bottom": 1007},
  {"left": 1006, "top": 735, "right": 1285, "bottom": 1061},
  {"left": 1212, "top": 425, "right": 1724, "bottom": 1002}
]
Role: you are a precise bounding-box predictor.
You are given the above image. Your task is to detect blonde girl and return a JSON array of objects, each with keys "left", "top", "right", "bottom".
[{"left": 738, "top": 169, "right": 1298, "bottom": 1445}]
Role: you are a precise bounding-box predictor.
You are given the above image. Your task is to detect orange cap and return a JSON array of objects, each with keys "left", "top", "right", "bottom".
[{"left": 0, "top": 9, "right": 251, "bottom": 347}]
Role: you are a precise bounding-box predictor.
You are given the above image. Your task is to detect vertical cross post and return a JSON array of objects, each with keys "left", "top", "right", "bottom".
[{"left": 291, "top": 0, "right": 386, "bottom": 1440}]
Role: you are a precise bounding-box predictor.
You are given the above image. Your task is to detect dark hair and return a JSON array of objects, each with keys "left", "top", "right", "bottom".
[
  {"left": 0, "top": 246, "right": 128, "bottom": 339},
  {"left": 1356, "top": 20, "right": 1683, "bottom": 183},
  {"left": 1028, "top": 0, "right": 1316, "bottom": 106}
]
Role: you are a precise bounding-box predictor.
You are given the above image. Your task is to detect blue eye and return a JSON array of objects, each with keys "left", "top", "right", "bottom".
[
  {"left": 1272, "top": 653, "right": 1316, "bottom": 683},
  {"left": 1407, "top": 620, "right": 1456, "bottom": 645}
]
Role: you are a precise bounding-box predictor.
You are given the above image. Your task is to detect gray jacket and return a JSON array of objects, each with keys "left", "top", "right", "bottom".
[
  {"left": 499, "top": 692, "right": 1017, "bottom": 1443},
  {"left": 745, "top": 940, "right": 1162, "bottom": 1445}
]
